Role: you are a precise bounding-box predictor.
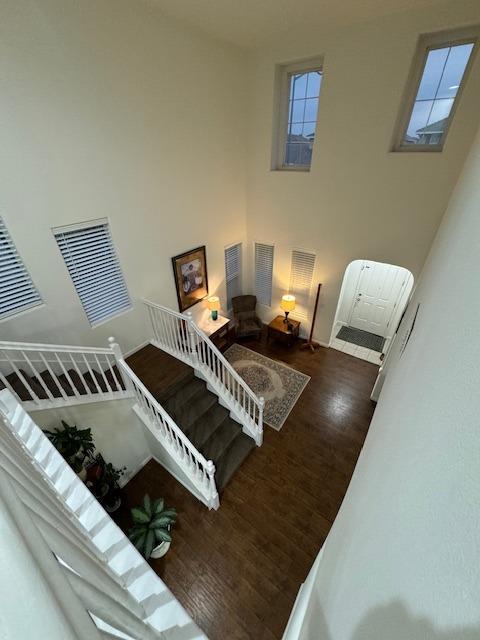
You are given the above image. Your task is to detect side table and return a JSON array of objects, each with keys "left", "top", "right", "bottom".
[{"left": 267, "top": 315, "right": 300, "bottom": 347}]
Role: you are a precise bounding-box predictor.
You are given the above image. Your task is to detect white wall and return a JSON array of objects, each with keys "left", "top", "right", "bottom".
[
  {"left": 0, "top": 493, "right": 79, "bottom": 640},
  {"left": 30, "top": 398, "right": 150, "bottom": 483},
  {"left": 246, "top": 0, "right": 480, "bottom": 343},
  {"left": 0, "top": 0, "right": 247, "bottom": 353},
  {"left": 291, "top": 124, "right": 480, "bottom": 639}
]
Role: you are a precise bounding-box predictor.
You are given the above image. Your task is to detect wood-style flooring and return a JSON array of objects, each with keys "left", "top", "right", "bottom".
[{"left": 115, "top": 334, "right": 378, "bottom": 640}]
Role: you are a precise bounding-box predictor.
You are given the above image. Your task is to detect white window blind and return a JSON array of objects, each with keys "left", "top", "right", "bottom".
[
  {"left": 225, "top": 243, "right": 242, "bottom": 310},
  {"left": 289, "top": 249, "right": 316, "bottom": 319},
  {"left": 0, "top": 217, "right": 42, "bottom": 319},
  {"left": 254, "top": 243, "right": 274, "bottom": 307},
  {"left": 54, "top": 220, "right": 131, "bottom": 327}
]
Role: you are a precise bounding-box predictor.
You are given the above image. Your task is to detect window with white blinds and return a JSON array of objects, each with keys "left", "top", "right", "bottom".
[
  {"left": 0, "top": 217, "right": 42, "bottom": 319},
  {"left": 289, "top": 249, "right": 316, "bottom": 319},
  {"left": 54, "top": 220, "right": 131, "bottom": 327},
  {"left": 225, "top": 243, "right": 242, "bottom": 310},
  {"left": 254, "top": 242, "right": 274, "bottom": 307}
]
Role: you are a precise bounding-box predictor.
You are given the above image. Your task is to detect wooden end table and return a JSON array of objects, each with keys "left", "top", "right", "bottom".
[
  {"left": 267, "top": 315, "right": 300, "bottom": 347},
  {"left": 196, "top": 314, "right": 235, "bottom": 352}
]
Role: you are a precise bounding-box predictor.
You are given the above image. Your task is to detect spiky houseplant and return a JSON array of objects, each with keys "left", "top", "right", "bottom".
[
  {"left": 128, "top": 495, "right": 177, "bottom": 560},
  {"left": 44, "top": 421, "right": 94, "bottom": 473}
]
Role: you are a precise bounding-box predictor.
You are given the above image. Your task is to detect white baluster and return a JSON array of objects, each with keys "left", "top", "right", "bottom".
[
  {"left": 39, "top": 352, "right": 68, "bottom": 401},
  {"left": 186, "top": 312, "right": 198, "bottom": 366},
  {"left": 54, "top": 353, "right": 81, "bottom": 399},
  {"left": 3, "top": 350, "right": 40, "bottom": 403},
  {"left": 21, "top": 350, "right": 54, "bottom": 401},
  {"left": 93, "top": 354, "right": 112, "bottom": 393}
]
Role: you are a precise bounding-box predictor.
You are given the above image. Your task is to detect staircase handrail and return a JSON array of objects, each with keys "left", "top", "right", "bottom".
[
  {"left": 143, "top": 299, "right": 264, "bottom": 445},
  {"left": 0, "top": 340, "right": 114, "bottom": 355},
  {"left": 0, "top": 338, "right": 132, "bottom": 410},
  {"left": 116, "top": 358, "right": 218, "bottom": 509}
]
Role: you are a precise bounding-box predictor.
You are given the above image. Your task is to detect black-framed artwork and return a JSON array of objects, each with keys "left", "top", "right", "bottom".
[{"left": 171, "top": 245, "right": 209, "bottom": 312}]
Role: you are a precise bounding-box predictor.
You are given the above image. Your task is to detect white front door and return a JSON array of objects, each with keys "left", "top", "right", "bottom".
[{"left": 349, "top": 261, "right": 407, "bottom": 336}]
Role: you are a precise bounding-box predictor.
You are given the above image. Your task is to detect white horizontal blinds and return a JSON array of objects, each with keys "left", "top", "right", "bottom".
[
  {"left": 225, "top": 243, "right": 242, "bottom": 309},
  {"left": 0, "top": 217, "right": 42, "bottom": 319},
  {"left": 255, "top": 242, "right": 274, "bottom": 306},
  {"left": 54, "top": 221, "right": 131, "bottom": 326},
  {"left": 289, "top": 249, "right": 316, "bottom": 319}
]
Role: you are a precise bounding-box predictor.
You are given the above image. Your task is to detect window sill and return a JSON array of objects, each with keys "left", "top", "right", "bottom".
[
  {"left": 391, "top": 146, "right": 443, "bottom": 153},
  {"left": 272, "top": 166, "right": 311, "bottom": 172}
]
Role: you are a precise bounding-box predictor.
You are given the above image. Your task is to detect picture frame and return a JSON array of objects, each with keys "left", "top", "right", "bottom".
[{"left": 171, "top": 245, "right": 209, "bottom": 312}]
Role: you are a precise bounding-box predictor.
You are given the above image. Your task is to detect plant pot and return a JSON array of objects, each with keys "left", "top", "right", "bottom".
[
  {"left": 77, "top": 467, "right": 87, "bottom": 481},
  {"left": 104, "top": 495, "right": 122, "bottom": 513},
  {"left": 150, "top": 541, "right": 171, "bottom": 559}
]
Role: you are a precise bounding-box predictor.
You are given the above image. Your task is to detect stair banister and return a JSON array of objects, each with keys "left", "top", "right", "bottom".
[
  {"left": 0, "top": 389, "right": 207, "bottom": 639},
  {"left": 116, "top": 357, "right": 219, "bottom": 510},
  {"left": 143, "top": 299, "right": 264, "bottom": 446},
  {"left": 0, "top": 339, "right": 133, "bottom": 410}
]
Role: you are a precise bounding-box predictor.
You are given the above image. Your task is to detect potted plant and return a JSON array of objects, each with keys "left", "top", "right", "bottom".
[
  {"left": 44, "top": 421, "right": 95, "bottom": 479},
  {"left": 128, "top": 495, "right": 177, "bottom": 560},
  {"left": 85, "top": 455, "right": 126, "bottom": 513},
  {"left": 100, "top": 461, "right": 126, "bottom": 513}
]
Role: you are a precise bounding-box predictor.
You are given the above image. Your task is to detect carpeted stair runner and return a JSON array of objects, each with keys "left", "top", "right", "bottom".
[{"left": 159, "top": 370, "right": 256, "bottom": 492}]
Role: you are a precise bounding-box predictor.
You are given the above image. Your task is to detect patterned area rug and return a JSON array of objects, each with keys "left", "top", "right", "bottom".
[
  {"left": 224, "top": 344, "right": 310, "bottom": 431},
  {"left": 337, "top": 326, "right": 385, "bottom": 353}
]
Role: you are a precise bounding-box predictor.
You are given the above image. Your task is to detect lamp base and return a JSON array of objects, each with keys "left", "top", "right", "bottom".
[
  {"left": 211, "top": 310, "right": 218, "bottom": 321},
  {"left": 283, "top": 311, "right": 289, "bottom": 324}
]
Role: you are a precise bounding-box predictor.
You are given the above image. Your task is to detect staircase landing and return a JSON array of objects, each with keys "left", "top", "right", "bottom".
[{"left": 127, "top": 344, "right": 255, "bottom": 492}]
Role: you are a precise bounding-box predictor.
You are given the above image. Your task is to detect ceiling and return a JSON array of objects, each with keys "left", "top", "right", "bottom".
[{"left": 148, "top": 0, "right": 448, "bottom": 49}]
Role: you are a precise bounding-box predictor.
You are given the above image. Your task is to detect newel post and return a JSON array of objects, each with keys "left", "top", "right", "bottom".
[
  {"left": 108, "top": 336, "right": 132, "bottom": 393},
  {"left": 256, "top": 396, "right": 265, "bottom": 446},
  {"left": 207, "top": 460, "right": 219, "bottom": 510},
  {"left": 108, "top": 336, "right": 123, "bottom": 361},
  {"left": 185, "top": 312, "right": 198, "bottom": 366}
]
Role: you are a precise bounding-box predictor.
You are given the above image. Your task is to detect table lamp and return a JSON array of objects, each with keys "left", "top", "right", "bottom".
[
  {"left": 280, "top": 294, "right": 295, "bottom": 324},
  {"left": 207, "top": 296, "right": 220, "bottom": 321}
]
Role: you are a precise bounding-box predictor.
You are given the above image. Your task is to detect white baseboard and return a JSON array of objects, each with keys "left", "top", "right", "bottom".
[
  {"left": 119, "top": 454, "right": 152, "bottom": 488},
  {"left": 123, "top": 340, "right": 150, "bottom": 358}
]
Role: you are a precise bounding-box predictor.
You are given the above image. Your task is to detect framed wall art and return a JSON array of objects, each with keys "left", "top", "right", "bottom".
[{"left": 171, "top": 245, "right": 209, "bottom": 312}]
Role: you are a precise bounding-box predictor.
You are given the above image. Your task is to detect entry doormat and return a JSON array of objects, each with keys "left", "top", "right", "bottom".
[
  {"left": 337, "top": 326, "right": 385, "bottom": 353},
  {"left": 224, "top": 344, "right": 310, "bottom": 431}
]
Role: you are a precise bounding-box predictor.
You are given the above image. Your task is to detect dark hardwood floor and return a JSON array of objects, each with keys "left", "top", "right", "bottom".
[{"left": 116, "top": 335, "right": 378, "bottom": 640}]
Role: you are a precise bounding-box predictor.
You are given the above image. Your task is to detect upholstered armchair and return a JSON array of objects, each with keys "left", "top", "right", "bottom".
[{"left": 232, "top": 295, "right": 263, "bottom": 340}]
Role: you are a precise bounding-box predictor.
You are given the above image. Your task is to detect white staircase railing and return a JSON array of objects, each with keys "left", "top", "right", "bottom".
[
  {"left": 0, "top": 388, "right": 207, "bottom": 640},
  {"left": 117, "top": 358, "right": 219, "bottom": 510},
  {"left": 0, "top": 339, "right": 133, "bottom": 410},
  {"left": 144, "top": 299, "right": 264, "bottom": 446}
]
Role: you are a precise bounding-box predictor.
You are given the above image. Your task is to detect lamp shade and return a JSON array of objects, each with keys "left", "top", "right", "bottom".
[
  {"left": 280, "top": 294, "right": 296, "bottom": 312},
  {"left": 207, "top": 296, "right": 220, "bottom": 311}
]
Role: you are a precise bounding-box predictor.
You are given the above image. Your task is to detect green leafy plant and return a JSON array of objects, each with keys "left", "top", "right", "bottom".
[
  {"left": 44, "top": 421, "right": 95, "bottom": 472},
  {"left": 103, "top": 461, "right": 127, "bottom": 487},
  {"left": 128, "top": 495, "right": 177, "bottom": 559}
]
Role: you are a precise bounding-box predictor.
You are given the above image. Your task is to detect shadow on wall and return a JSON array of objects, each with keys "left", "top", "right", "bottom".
[{"left": 310, "top": 601, "right": 480, "bottom": 640}]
